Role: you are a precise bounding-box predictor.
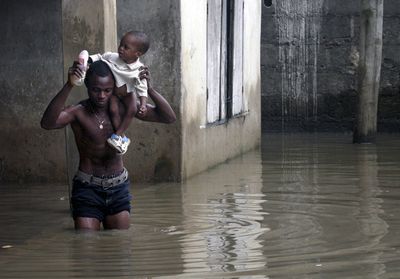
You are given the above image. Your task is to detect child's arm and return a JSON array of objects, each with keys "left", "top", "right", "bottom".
[
  {"left": 138, "top": 95, "right": 148, "bottom": 116},
  {"left": 135, "top": 74, "right": 148, "bottom": 116},
  {"left": 135, "top": 67, "right": 176, "bottom": 124},
  {"left": 89, "top": 52, "right": 115, "bottom": 63},
  {"left": 89, "top": 53, "right": 103, "bottom": 63}
]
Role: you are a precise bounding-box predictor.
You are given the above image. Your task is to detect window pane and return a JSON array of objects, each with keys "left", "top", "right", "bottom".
[
  {"left": 231, "top": 0, "right": 244, "bottom": 116},
  {"left": 207, "top": 0, "right": 223, "bottom": 123},
  {"left": 219, "top": 0, "right": 228, "bottom": 120}
]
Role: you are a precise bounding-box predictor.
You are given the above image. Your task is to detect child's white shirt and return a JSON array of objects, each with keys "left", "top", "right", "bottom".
[{"left": 90, "top": 52, "right": 147, "bottom": 97}]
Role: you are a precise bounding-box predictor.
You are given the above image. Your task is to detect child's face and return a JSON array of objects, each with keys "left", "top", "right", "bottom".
[{"left": 118, "top": 34, "right": 142, "bottom": 64}]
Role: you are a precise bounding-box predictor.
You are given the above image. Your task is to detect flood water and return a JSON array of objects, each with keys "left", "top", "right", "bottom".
[{"left": 1, "top": 133, "right": 400, "bottom": 278}]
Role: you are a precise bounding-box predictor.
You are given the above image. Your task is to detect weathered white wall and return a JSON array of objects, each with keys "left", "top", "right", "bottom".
[{"left": 180, "top": 0, "right": 262, "bottom": 179}]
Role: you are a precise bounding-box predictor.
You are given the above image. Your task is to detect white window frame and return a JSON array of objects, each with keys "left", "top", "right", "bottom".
[{"left": 206, "top": 0, "right": 244, "bottom": 125}]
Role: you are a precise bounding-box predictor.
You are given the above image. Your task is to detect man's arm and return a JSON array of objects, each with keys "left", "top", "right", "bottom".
[
  {"left": 136, "top": 87, "right": 177, "bottom": 123},
  {"left": 135, "top": 67, "right": 176, "bottom": 123},
  {"left": 40, "top": 63, "right": 83, "bottom": 129}
]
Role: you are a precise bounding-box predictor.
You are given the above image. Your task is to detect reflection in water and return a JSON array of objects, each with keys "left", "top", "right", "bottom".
[
  {"left": 260, "top": 134, "right": 393, "bottom": 278},
  {"left": 180, "top": 152, "right": 268, "bottom": 275},
  {"left": 0, "top": 134, "right": 400, "bottom": 278}
]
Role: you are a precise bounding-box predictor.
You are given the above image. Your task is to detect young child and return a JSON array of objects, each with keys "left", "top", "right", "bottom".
[{"left": 83, "top": 31, "right": 150, "bottom": 154}]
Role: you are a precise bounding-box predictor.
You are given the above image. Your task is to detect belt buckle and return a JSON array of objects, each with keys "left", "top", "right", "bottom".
[
  {"left": 88, "top": 175, "right": 95, "bottom": 185},
  {"left": 101, "top": 178, "right": 114, "bottom": 189}
]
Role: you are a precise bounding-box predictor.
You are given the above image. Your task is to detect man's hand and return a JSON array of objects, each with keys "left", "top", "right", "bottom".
[
  {"left": 41, "top": 62, "right": 81, "bottom": 129},
  {"left": 67, "top": 61, "right": 86, "bottom": 86}
]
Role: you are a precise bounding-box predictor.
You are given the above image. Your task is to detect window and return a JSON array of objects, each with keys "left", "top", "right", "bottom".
[
  {"left": 207, "top": 0, "right": 244, "bottom": 124},
  {"left": 263, "top": 0, "right": 272, "bottom": 8}
]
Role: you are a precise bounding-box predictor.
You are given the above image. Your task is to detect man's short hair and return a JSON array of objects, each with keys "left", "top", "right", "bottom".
[
  {"left": 84, "top": 60, "right": 115, "bottom": 87},
  {"left": 126, "top": 30, "right": 150, "bottom": 54}
]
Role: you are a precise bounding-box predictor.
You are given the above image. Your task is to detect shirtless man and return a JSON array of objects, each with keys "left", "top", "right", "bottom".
[{"left": 41, "top": 60, "right": 176, "bottom": 230}]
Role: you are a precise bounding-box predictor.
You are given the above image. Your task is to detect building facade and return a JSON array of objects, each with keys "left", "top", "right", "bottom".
[{"left": 0, "top": 0, "right": 262, "bottom": 183}]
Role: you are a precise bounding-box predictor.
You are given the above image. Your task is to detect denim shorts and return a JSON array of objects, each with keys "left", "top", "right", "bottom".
[{"left": 70, "top": 176, "right": 132, "bottom": 222}]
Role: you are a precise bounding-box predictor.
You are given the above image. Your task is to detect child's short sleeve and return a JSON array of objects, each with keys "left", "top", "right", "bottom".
[
  {"left": 89, "top": 53, "right": 102, "bottom": 62},
  {"left": 133, "top": 78, "right": 148, "bottom": 97}
]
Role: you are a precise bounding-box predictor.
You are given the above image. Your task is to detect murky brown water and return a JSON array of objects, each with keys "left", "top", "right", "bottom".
[{"left": 1, "top": 133, "right": 400, "bottom": 278}]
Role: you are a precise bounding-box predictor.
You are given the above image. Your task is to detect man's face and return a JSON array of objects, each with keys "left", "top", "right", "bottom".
[
  {"left": 87, "top": 74, "right": 114, "bottom": 108},
  {"left": 118, "top": 34, "right": 141, "bottom": 64}
]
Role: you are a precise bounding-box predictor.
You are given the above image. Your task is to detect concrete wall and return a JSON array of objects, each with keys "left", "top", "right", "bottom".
[
  {"left": 62, "top": 0, "right": 118, "bottom": 183},
  {"left": 261, "top": 0, "right": 400, "bottom": 132},
  {"left": 0, "top": 0, "right": 65, "bottom": 183},
  {"left": 180, "top": 0, "right": 262, "bottom": 179},
  {"left": 0, "top": 0, "right": 181, "bottom": 184},
  {"left": 116, "top": 0, "right": 182, "bottom": 182}
]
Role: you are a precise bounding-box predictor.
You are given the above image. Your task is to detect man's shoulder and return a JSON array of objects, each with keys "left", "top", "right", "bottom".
[
  {"left": 76, "top": 100, "right": 89, "bottom": 111},
  {"left": 66, "top": 101, "right": 91, "bottom": 130},
  {"left": 64, "top": 100, "right": 87, "bottom": 115}
]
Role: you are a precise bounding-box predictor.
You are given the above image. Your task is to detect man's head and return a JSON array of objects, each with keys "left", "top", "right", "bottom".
[
  {"left": 118, "top": 31, "right": 150, "bottom": 64},
  {"left": 84, "top": 61, "right": 115, "bottom": 108}
]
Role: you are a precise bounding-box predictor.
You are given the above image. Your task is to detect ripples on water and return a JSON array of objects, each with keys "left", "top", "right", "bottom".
[{"left": 1, "top": 134, "right": 400, "bottom": 278}]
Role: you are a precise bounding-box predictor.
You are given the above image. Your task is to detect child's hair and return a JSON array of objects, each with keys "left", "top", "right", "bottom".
[
  {"left": 126, "top": 30, "right": 150, "bottom": 54},
  {"left": 84, "top": 61, "right": 115, "bottom": 87}
]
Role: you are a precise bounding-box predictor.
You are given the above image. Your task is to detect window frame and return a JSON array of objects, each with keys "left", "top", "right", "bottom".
[{"left": 206, "top": 0, "right": 246, "bottom": 126}]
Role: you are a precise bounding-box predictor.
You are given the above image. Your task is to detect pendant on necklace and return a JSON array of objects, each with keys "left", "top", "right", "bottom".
[
  {"left": 90, "top": 104, "right": 105, "bottom": 130},
  {"left": 98, "top": 120, "right": 105, "bottom": 129}
]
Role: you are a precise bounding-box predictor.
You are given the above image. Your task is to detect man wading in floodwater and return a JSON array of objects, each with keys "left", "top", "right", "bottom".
[{"left": 41, "top": 61, "right": 176, "bottom": 230}]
